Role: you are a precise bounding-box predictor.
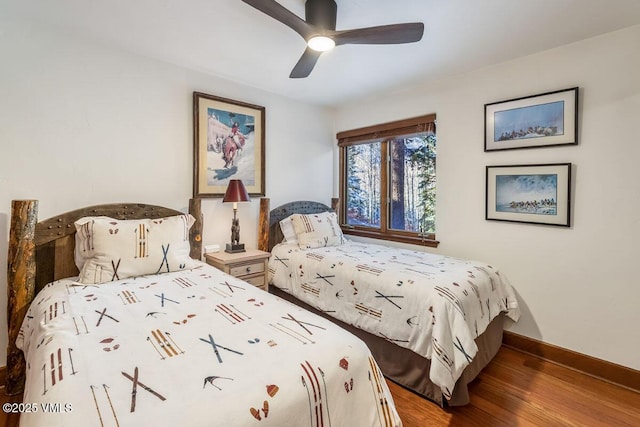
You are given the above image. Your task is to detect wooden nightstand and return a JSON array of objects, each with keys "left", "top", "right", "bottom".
[{"left": 205, "top": 249, "right": 271, "bottom": 291}]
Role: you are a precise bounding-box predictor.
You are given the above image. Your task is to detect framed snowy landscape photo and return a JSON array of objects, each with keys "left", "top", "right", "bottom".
[
  {"left": 486, "top": 163, "right": 571, "bottom": 227},
  {"left": 193, "top": 92, "right": 265, "bottom": 197},
  {"left": 484, "top": 87, "right": 578, "bottom": 151}
]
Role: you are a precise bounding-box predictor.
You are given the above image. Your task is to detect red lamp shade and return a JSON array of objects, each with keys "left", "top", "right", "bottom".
[
  {"left": 223, "top": 180, "right": 250, "bottom": 203},
  {"left": 222, "top": 179, "right": 250, "bottom": 253}
]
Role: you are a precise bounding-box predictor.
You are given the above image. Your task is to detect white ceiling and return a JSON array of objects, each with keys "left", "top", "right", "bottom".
[{"left": 4, "top": 0, "right": 640, "bottom": 106}]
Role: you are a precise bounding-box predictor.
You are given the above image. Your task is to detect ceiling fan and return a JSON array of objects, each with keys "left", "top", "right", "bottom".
[{"left": 241, "top": 0, "right": 424, "bottom": 78}]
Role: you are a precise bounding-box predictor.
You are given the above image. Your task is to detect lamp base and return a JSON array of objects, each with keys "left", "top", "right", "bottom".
[{"left": 225, "top": 243, "right": 246, "bottom": 254}]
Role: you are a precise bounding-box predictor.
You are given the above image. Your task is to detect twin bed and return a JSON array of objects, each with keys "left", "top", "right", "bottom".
[
  {"left": 6, "top": 199, "right": 401, "bottom": 427},
  {"left": 6, "top": 196, "right": 520, "bottom": 426},
  {"left": 258, "top": 198, "right": 520, "bottom": 407}
]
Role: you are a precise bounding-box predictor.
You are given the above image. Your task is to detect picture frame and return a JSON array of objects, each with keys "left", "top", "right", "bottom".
[
  {"left": 486, "top": 163, "right": 571, "bottom": 227},
  {"left": 484, "top": 87, "right": 578, "bottom": 151},
  {"left": 193, "top": 92, "right": 265, "bottom": 197}
]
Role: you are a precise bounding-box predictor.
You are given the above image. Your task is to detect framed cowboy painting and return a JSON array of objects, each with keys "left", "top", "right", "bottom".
[{"left": 193, "top": 92, "right": 265, "bottom": 197}]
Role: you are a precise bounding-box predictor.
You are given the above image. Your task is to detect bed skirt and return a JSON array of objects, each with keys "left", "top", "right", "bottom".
[{"left": 270, "top": 286, "right": 505, "bottom": 406}]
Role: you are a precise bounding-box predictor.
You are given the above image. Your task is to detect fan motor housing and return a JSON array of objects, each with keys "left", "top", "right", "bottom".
[{"left": 305, "top": 0, "right": 337, "bottom": 30}]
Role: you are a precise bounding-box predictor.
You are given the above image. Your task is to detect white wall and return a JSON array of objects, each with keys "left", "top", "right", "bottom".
[
  {"left": 0, "top": 18, "right": 334, "bottom": 363},
  {"left": 333, "top": 25, "right": 640, "bottom": 371}
]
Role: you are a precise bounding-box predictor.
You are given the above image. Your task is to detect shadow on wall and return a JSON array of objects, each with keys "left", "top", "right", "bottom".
[
  {"left": 504, "top": 285, "right": 541, "bottom": 339},
  {"left": 0, "top": 211, "right": 7, "bottom": 276},
  {"left": 0, "top": 211, "right": 6, "bottom": 241},
  {"left": 0, "top": 211, "right": 8, "bottom": 362}
]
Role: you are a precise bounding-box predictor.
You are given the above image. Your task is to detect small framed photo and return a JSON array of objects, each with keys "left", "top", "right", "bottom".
[
  {"left": 193, "top": 92, "right": 265, "bottom": 197},
  {"left": 485, "top": 87, "right": 578, "bottom": 151},
  {"left": 486, "top": 163, "right": 571, "bottom": 227}
]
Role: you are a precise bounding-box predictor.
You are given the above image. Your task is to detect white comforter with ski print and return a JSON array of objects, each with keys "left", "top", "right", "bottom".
[
  {"left": 269, "top": 241, "right": 520, "bottom": 401},
  {"left": 17, "top": 262, "right": 401, "bottom": 427}
]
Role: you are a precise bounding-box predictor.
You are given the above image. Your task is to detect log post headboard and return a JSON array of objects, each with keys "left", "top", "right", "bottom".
[
  {"left": 6, "top": 200, "right": 37, "bottom": 396},
  {"left": 257, "top": 198, "right": 340, "bottom": 252},
  {"left": 5, "top": 199, "right": 203, "bottom": 395}
]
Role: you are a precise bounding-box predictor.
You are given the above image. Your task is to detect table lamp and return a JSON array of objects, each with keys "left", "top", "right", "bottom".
[{"left": 222, "top": 179, "right": 250, "bottom": 253}]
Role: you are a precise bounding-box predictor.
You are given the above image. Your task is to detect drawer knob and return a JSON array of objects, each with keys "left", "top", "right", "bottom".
[{"left": 246, "top": 267, "right": 251, "bottom": 273}]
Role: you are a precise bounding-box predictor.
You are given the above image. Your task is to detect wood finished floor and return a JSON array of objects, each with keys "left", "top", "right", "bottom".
[
  {"left": 2, "top": 346, "right": 639, "bottom": 426},
  {"left": 389, "top": 346, "right": 640, "bottom": 426}
]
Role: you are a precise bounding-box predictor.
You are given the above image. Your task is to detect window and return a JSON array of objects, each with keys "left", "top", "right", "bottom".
[{"left": 337, "top": 114, "right": 438, "bottom": 247}]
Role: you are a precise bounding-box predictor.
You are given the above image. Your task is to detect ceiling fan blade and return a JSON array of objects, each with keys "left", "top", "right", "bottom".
[
  {"left": 290, "top": 48, "right": 323, "bottom": 79},
  {"left": 333, "top": 23, "right": 424, "bottom": 46},
  {"left": 242, "top": 0, "right": 316, "bottom": 40}
]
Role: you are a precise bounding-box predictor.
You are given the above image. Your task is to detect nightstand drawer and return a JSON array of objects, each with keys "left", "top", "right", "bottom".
[
  {"left": 230, "top": 261, "right": 265, "bottom": 278},
  {"left": 204, "top": 249, "right": 270, "bottom": 292},
  {"left": 245, "top": 274, "right": 266, "bottom": 289}
]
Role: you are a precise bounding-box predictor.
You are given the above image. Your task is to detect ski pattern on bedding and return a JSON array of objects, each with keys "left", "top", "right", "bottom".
[
  {"left": 17, "top": 262, "right": 401, "bottom": 427},
  {"left": 269, "top": 241, "right": 520, "bottom": 400}
]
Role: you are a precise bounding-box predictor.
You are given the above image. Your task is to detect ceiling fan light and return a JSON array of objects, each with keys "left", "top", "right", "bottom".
[{"left": 307, "top": 36, "right": 335, "bottom": 52}]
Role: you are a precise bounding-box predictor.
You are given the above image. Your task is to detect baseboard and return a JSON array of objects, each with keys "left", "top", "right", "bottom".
[{"left": 503, "top": 331, "right": 640, "bottom": 393}]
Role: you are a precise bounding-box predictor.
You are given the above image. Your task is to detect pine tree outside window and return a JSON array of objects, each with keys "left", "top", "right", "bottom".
[{"left": 337, "top": 114, "right": 438, "bottom": 247}]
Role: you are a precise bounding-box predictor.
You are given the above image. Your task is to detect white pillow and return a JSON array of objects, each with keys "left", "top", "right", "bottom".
[
  {"left": 74, "top": 214, "right": 197, "bottom": 284},
  {"left": 74, "top": 217, "right": 93, "bottom": 270},
  {"left": 279, "top": 216, "right": 298, "bottom": 243},
  {"left": 290, "top": 212, "right": 345, "bottom": 249}
]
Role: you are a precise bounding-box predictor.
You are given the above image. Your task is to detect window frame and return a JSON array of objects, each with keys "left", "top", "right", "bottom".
[{"left": 337, "top": 114, "right": 439, "bottom": 248}]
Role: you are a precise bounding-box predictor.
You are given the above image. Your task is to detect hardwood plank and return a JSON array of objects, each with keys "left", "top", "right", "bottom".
[
  {"left": 504, "top": 331, "right": 640, "bottom": 392},
  {"left": 388, "top": 346, "right": 640, "bottom": 427},
  {"left": 490, "top": 349, "right": 640, "bottom": 416},
  {"left": 481, "top": 350, "right": 640, "bottom": 426}
]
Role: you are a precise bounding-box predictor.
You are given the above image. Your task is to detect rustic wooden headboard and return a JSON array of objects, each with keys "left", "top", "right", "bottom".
[
  {"left": 257, "top": 198, "right": 339, "bottom": 252},
  {"left": 5, "top": 199, "right": 203, "bottom": 395}
]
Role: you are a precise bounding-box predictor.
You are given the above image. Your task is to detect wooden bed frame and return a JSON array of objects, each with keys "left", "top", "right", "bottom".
[
  {"left": 257, "top": 197, "right": 505, "bottom": 406},
  {"left": 5, "top": 199, "right": 203, "bottom": 395}
]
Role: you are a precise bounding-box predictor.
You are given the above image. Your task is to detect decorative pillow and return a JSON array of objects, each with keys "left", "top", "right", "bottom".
[
  {"left": 290, "top": 212, "right": 345, "bottom": 249},
  {"left": 74, "top": 217, "right": 93, "bottom": 271},
  {"left": 279, "top": 216, "right": 298, "bottom": 243},
  {"left": 74, "top": 214, "right": 197, "bottom": 284}
]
